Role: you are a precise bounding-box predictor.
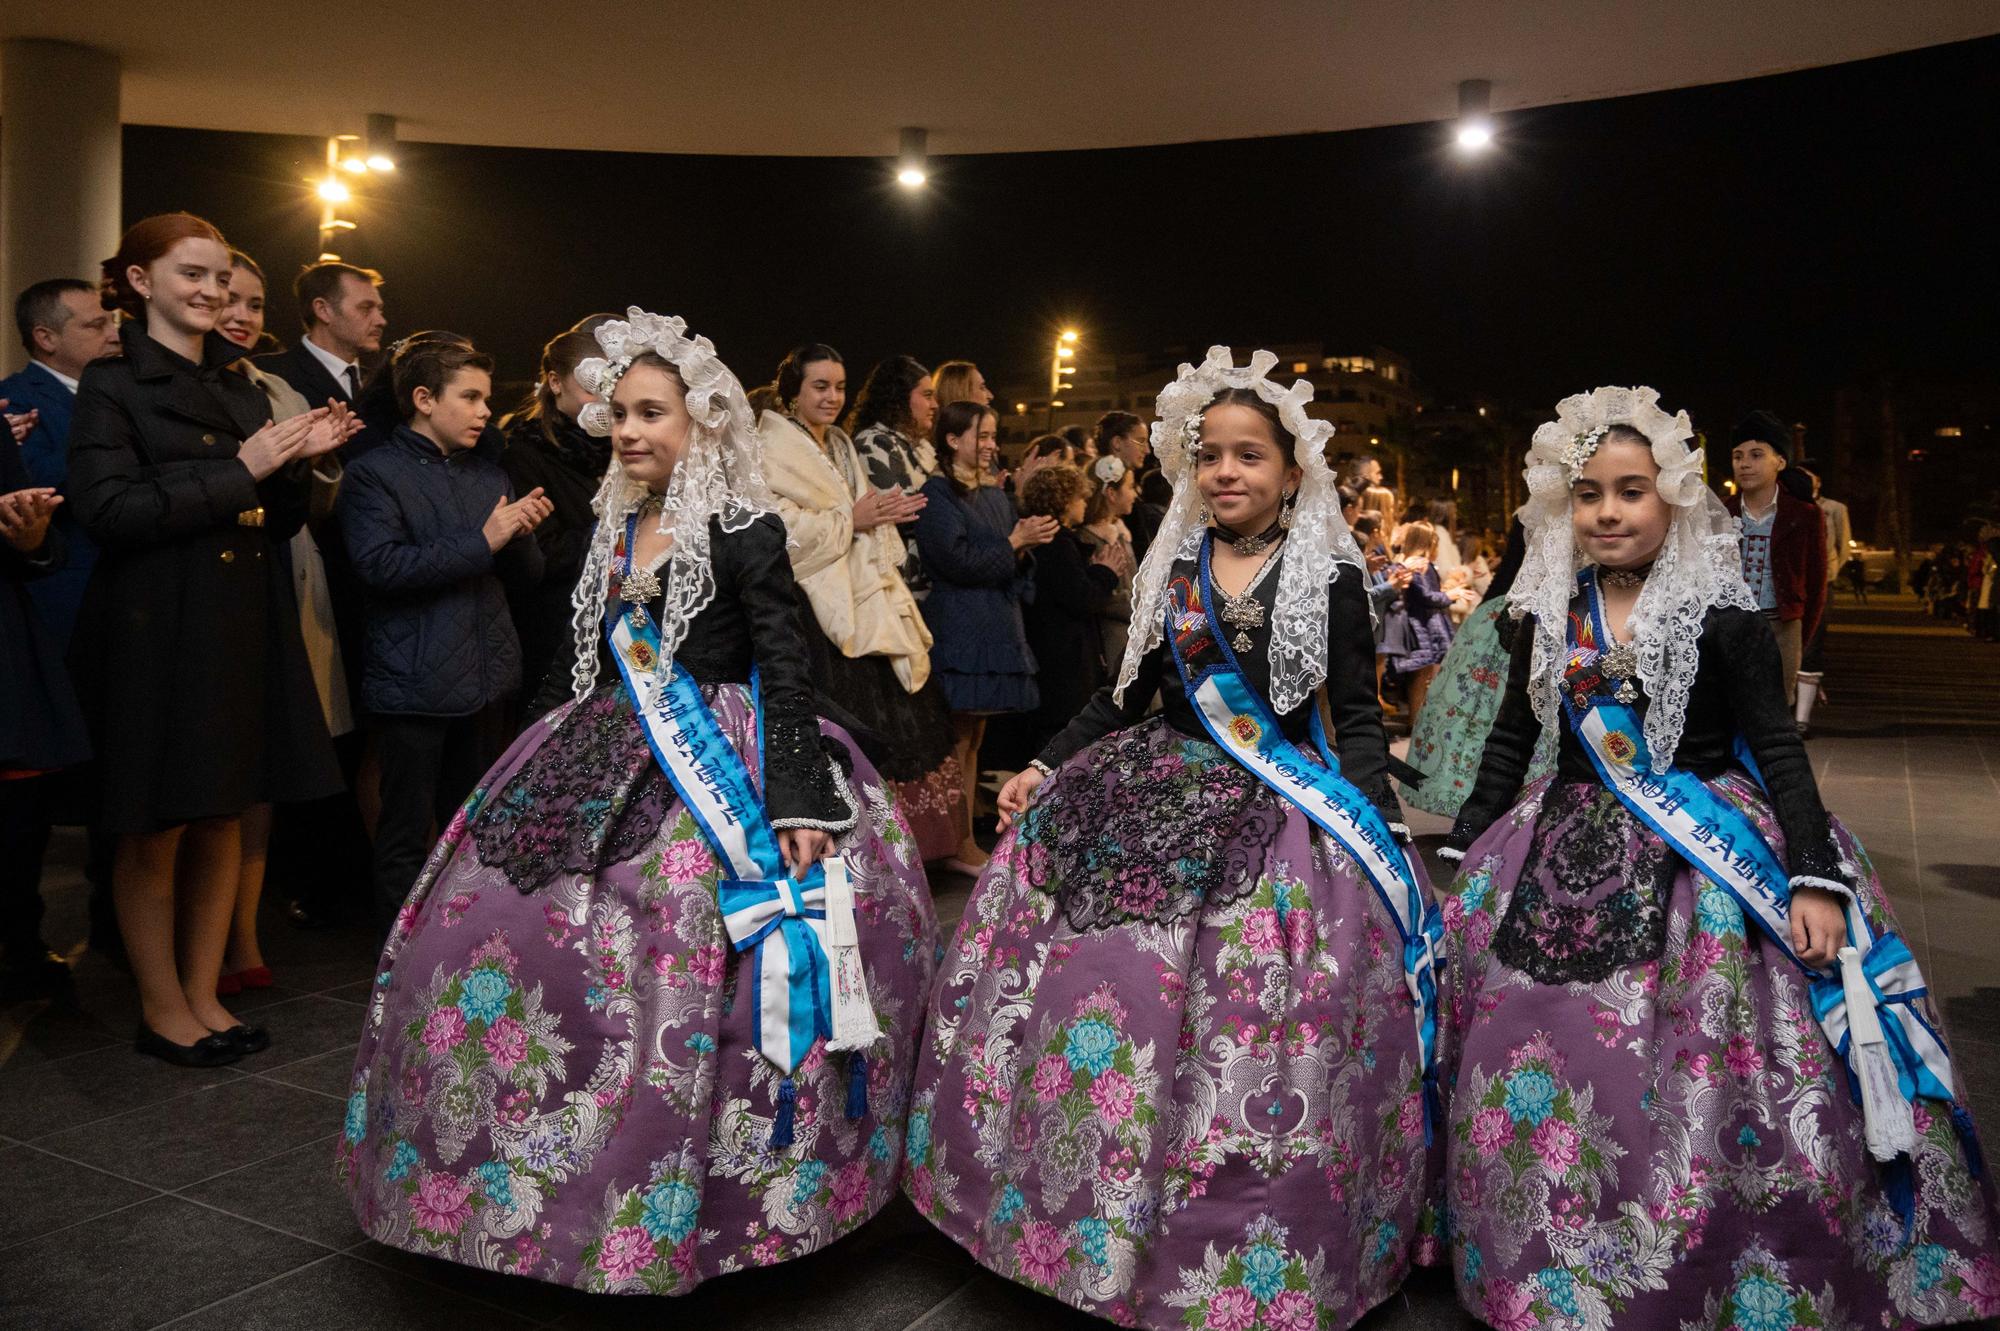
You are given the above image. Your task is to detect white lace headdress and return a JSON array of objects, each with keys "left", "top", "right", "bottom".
[
  {"left": 1510, "top": 385, "right": 1754, "bottom": 769},
  {"left": 566, "top": 308, "right": 777, "bottom": 700},
  {"left": 1115, "top": 345, "right": 1366, "bottom": 714}
]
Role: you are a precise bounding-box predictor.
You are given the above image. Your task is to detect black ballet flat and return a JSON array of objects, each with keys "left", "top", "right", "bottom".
[
  {"left": 134, "top": 1024, "right": 241, "bottom": 1068},
  {"left": 207, "top": 1024, "right": 271, "bottom": 1056}
]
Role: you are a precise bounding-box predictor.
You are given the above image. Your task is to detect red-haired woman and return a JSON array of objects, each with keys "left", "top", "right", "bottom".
[{"left": 70, "top": 213, "right": 354, "bottom": 1065}]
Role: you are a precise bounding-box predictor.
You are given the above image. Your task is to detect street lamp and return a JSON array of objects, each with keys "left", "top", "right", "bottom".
[
  {"left": 313, "top": 115, "right": 399, "bottom": 261},
  {"left": 1047, "top": 329, "right": 1079, "bottom": 430}
]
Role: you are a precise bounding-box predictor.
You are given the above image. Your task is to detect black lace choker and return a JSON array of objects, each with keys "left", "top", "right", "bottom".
[
  {"left": 1214, "top": 517, "right": 1285, "bottom": 557},
  {"left": 1597, "top": 562, "right": 1653, "bottom": 588}
]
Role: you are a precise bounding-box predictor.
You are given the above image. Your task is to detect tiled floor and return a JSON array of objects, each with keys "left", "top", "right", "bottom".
[{"left": 4, "top": 592, "right": 1997, "bottom": 1330}]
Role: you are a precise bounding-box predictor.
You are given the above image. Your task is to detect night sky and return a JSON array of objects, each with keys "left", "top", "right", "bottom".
[{"left": 122, "top": 35, "right": 1997, "bottom": 437}]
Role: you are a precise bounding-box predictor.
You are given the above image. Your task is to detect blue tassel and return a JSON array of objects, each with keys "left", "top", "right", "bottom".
[
  {"left": 846, "top": 1054, "right": 869, "bottom": 1122},
  {"left": 1884, "top": 1154, "right": 1916, "bottom": 1243},
  {"left": 1422, "top": 1072, "right": 1443, "bottom": 1149},
  {"left": 769, "top": 1076, "right": 796, "bottom": 1150},
  {"left": 1953, "top": 1104, "right": 1986, "bottom": 1179}
]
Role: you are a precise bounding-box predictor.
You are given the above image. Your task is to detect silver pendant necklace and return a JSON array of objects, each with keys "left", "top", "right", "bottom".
[
  {"left": 1215, "top": 544, "right": 1284, "bottom": 653},
  {"left": 619, "top": 497, "right": 670, "bottom": 604},
  {"left": 1592, "top": 570, "right": 1641, "bottom": 703}
]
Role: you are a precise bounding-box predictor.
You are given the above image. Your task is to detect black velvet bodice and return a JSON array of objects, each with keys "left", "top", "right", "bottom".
[
  {"left": 1446, "top": 603, "right": 1842, "bottom": 882},
  {"left": 1037, "top": 551, "right": 1400, "bottom": 819},
  {"left": 531, "top": 512, "right": 850, "bottom": 830}
]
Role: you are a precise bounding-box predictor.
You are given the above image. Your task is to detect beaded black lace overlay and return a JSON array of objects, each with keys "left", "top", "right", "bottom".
[
  {"left": 1016, "top": 720, "right": 1285, "bottom": 933},
  {"left": 1492, "top": 780, "right": 1675, "bottom": 984},
  {"left": 474, "top": 684, "right": 670, "bottom": 892}
]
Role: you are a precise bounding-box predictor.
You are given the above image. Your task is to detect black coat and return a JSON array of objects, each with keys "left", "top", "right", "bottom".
[
  {"left": 339, "top": 425, "right": 542, "bottom": 717},
  {"left": 501, "top": 412, "right": 609, "bottom": 720},
  {"left": 1, "top": 440, "right": 90, "bottom": 773},
  {"left": 68, "top": 323, "right": 340, "bottom": 832},
  {"left": 1023, "top": 527, "right": 1120, "bottom": 749}
]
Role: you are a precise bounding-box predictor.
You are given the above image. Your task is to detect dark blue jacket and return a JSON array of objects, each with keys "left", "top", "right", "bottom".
[
  {"left": 1, "top": 436, "right": 89, "bottom": 772},
  {"left": 911, "top": 476, "right": 1038, "bottom": 713},
  {"left": 338, "top": 425, "right": 542, "bottom": 717},
  {"left": 0, "top": 360, "right": 93, "bottom": 649}
]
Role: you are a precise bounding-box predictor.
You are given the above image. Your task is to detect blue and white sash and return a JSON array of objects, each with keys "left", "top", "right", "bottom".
[
  {"left": 606, "top": 575, "right": 880, "bottom": 1123},
  {"left": 1562, "top": 572, "right": 1971, "bottom": 1185},
  {"left": 1167, "top": 537, "right": 1444, "bottom": 1137}
]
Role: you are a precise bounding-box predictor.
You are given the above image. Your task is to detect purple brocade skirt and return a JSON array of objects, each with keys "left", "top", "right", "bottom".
[
  {"left": 337, "top": 683, "right": 939, "bottom": 1293},
  {"left": 1440, "top": 775, "right": 2000, "bottom": 1329},
  {"left": 904, "top": 716, "right": 1442, "bottom": 1331}
]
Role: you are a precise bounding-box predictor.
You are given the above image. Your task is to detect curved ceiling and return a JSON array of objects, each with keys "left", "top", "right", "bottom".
[{"left": 5, "top": 1, "right": 1996, "bottom": 156}]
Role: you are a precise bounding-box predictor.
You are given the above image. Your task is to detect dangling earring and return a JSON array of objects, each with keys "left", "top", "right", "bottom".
[
  {"left": 1197, "top": 501, "right": 1211, "bottom": 527},
  {"left": 1278, "top": 489, "right": 1296, "bottom": 530}
]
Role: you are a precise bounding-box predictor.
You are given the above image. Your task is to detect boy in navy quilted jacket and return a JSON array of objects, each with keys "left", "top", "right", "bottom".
[{"left": 338, "top": 339, "right": 550, "bottom": 926}]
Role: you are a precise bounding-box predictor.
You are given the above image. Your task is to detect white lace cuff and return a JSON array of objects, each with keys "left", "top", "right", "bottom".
[
  {"left": 1788, "top": 874, "right": 1854, "bottom": 901},
  {"left": 1436, "top": 845, "right": 1466, "bottom": 864},
  {"left": 771, "top": 757, "right": 860, "bottom": 836}
]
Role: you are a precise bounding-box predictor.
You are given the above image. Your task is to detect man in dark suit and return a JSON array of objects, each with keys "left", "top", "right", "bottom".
[
  {"left": 255, "top": 261, "right": 388, "bottom": 457},
  {"left": 1, "top": 277, "right": 121, "bottom": 650}
]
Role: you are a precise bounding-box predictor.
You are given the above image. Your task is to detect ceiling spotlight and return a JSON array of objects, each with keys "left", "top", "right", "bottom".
[
  {"left": 1455, "top": 78, "right": 1495, "bottom": 153},
  {"left": 316, "top": 177, "right": 351, "bottom": 203},
  {"left": 365, "top": 113, "right": 398, "bottom": 174},
  {"left": 896, "top": 126, "right": 928, "bottom": 189}
]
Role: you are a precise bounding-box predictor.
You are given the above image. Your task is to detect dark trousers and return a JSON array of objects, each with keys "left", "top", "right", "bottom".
[
  {"left": 270, "top": 729, "right": 371, "bottom": 922},
  {"left": 370, "top": 708, "right": 505, "bottom": 927},
  {"left": 0, "top": 775, "right": 55, "bottom": 960}
]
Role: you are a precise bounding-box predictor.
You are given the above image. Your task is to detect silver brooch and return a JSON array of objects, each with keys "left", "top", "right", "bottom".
[{"left": 620, "top": 567, "right": 662, "bottom": 604}]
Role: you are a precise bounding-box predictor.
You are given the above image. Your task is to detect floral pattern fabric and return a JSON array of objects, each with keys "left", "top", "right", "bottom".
[
  {"left": 339, "top": 683, "right": 939, "bottom": 1293},
  {"left": 1440, "top": 772, "right": 2000, "bottom": 1329},
  {"left": 906, "top": 715, "right": 1440, "bottom": 1331},
  {"left": 1400, "top": 597, "right": 1555, "bottom": 819}
]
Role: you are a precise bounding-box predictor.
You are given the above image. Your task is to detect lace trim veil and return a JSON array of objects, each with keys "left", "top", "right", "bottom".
[
  {"left": 1116, "top": 346, "right": 1366, "bottom": 715},
  {"left": 566, "top": 308, "right": 778, "bottom": 701},
  {"left": 1510, "top": 385, "right": 1755, "bottom": 769}
]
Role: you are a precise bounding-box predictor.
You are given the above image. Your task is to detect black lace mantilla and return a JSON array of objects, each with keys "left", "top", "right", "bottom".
[
  {"left": 1017, "top": 722, "right": 1284, "bottom": 933},
  {"left": 1492, "top": 780, "right": 1674, "bottom": 984}
]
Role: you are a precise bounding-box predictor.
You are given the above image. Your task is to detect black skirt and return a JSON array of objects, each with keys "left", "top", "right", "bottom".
[{"left": 793, "top": 592, "right": 953, "bottom": 782}]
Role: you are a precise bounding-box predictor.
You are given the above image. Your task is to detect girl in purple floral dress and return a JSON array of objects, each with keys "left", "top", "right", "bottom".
[
  {"left": 338, "top": 311, "right": 937, "bottom": 1294},
  {"left": 1438, "top": 386, "right": 1998, "bottom": 1329},
  {"left": 904, "top": 348, "right": 1444, "bottom": 1331}
]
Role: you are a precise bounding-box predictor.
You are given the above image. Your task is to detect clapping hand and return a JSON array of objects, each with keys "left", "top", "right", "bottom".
[
  {"left": 482, "top": 487, "right": 553, "bottom": 552},
  {"left": 302, "top": 400, "right": 366, "bottom": 458},
  {"left": 234, "top": 414, "right": 325, "bottom": 480},
  {"left": 1009, "top": 515, "right": 1060, "bottom": 551},
  {"left": 3, "top": 398, "right": 38, "bottom": 445},
  {"left": 0, "top": 486, "right": 62, "bottom": 553},
  {"left": 853, "top": 487, "right": 926, "bottom": 532},
  {"left": 1092, "top": 538, "right": 1136, "bottom": 578}
]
